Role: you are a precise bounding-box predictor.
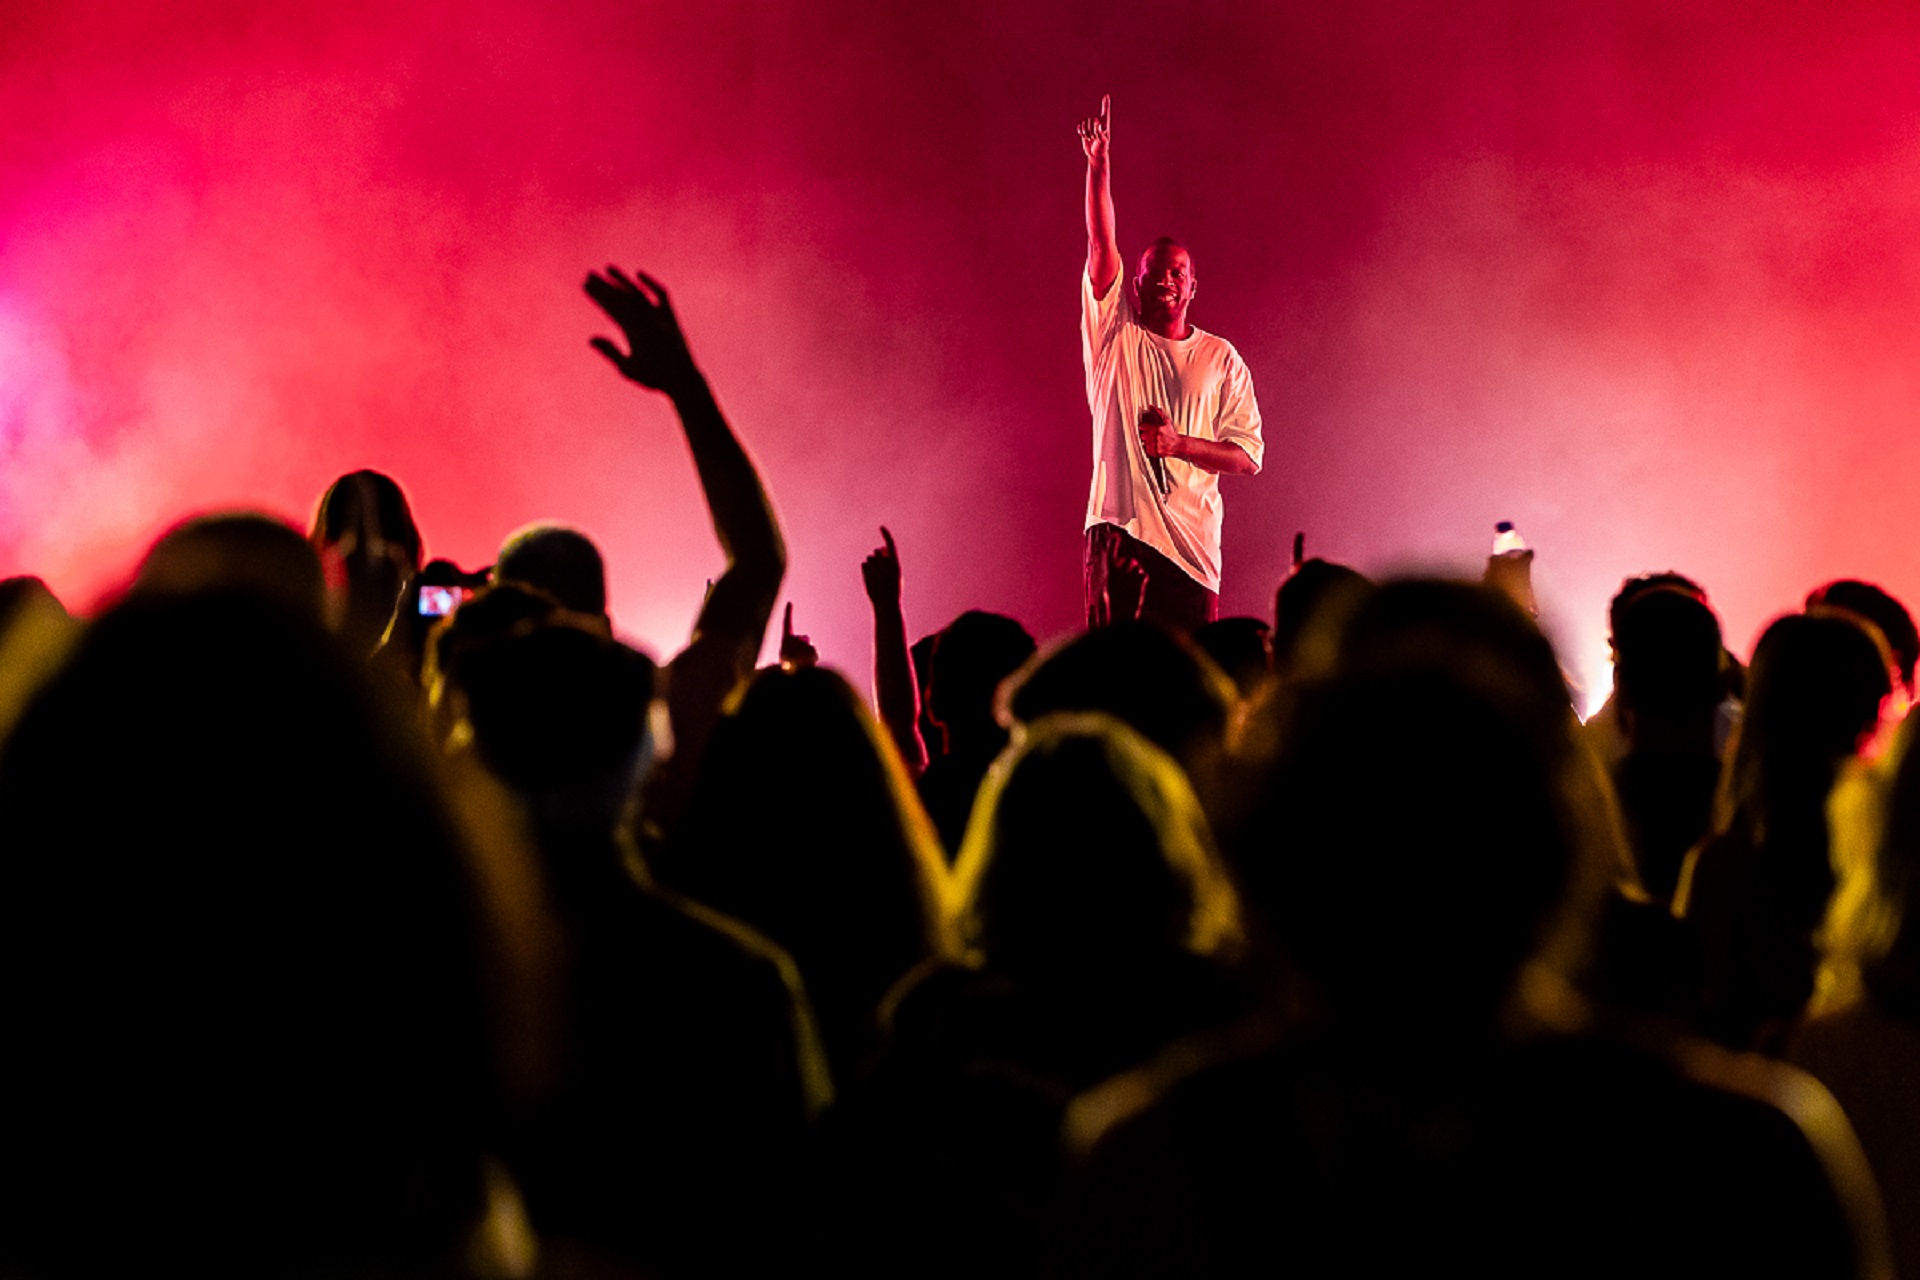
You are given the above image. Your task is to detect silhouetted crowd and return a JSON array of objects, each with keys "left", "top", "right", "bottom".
[{"left": 0, "top": 266, "right": 1915, "bottom": 1278}]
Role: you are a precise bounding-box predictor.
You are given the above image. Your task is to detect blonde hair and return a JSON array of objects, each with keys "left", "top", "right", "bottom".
[
  {"left": 946, "top": 712, "right": 1244, "bottom": 970},
  {"left": 1811, "top": 723, "right": 1912, "bottom": 1014}
]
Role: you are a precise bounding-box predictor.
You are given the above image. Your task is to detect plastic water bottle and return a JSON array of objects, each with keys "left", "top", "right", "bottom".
[{"left": 1492, "top": 520, "right": 1527, "bottom": 557}]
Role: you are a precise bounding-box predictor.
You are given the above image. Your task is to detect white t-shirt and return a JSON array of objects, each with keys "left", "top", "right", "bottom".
[{"left": 1081, "top": 268, "right": 1263, "bottom": 594}]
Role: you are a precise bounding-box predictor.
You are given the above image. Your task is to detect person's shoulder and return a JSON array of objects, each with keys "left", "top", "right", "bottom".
[
  {"left": 1084, "top": 267, "right": 1135, "bottom": 323},
  {"left": 1186, "top": 324, "right": 1247, "bottom": 363},
  {"left": 1214, "top": 329, "right": 1251, "bottom": 362}
]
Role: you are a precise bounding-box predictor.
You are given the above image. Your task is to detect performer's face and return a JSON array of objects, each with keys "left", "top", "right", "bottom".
[{"left": 1136, "top": 244, "right": 1196, "bottom": 325}]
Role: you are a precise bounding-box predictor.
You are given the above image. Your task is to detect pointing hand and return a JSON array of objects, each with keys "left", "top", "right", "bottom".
[{"left": 1078, "top": 94, "right": 1111, "bottom": 163}]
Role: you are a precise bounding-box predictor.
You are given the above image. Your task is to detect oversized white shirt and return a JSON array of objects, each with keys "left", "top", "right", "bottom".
[{"left": 1081, "top": 269, "right": 1263, "bottom": 594}]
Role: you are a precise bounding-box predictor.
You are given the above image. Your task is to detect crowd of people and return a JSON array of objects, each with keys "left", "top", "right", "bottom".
[{"left": 0, "top": 263, "right": 1917, "bottom": 1278}]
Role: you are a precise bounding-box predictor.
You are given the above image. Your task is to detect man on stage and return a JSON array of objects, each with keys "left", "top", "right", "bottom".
[{"left": 1078, "top": 94, "right": 1264, "bottom": 633}]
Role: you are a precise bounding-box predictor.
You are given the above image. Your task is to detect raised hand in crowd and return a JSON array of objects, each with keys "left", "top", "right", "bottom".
[
  {"left": 862, "top": 527, "right": 903, "bottom": 607},
  {"left": 780, "top": 602, "right": 819, "bottom": 672},
  {"left": 863, "top": 527, "right": 926, "bottom": 773},
  {"left": 586, "top": 264, "right": 786, "bottom": 834},
  {"left": 587, "top": 265, "right": 703, "bottom": 397}
]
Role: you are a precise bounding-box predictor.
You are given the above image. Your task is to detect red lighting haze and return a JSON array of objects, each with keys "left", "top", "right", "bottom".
[{"left": 7, "top": 0, "right": 1920, "bottom": 702}]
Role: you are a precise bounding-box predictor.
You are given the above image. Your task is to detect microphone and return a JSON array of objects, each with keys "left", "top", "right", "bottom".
[{"left": 1139, "top": 408, "right": 1172, "bottom": 498}]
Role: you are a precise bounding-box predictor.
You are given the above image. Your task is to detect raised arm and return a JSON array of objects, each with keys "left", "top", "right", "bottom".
[
  {"left": 861, "top": 526, "right": 927, "bottom": 774},
  {"left": 585, "top": 266, "right": 786, "bottom": 790},
  {"left": 1080, "top": 95, "right": 1121, "bottom": 297}
]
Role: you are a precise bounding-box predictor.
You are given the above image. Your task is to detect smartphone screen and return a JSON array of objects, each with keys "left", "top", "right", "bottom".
[{"left": 418, "top": 585, "right": 469, "bottom": 617}]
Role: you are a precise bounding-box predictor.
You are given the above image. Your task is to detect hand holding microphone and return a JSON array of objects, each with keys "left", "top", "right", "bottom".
[{"left": 1138, "top": 405, "right": 1174, "bottom": 498}]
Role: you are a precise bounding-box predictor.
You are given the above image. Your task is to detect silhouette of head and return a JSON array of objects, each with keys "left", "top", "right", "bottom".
[
  {"left": 0, "top": 579, "right": 76, "bottom": 746},
  {"left": 310, "top": 470, "right": 423, "bottom": 655},
  {"left": 423, "top": 581, "right": 573, "bottom": 746},
  {"left": 496, "top": 523, "right": 608, "bottom": 619},
  {"left": 951, "top": 712, "right": 1243, "bottom": 978},
  {"left": 0, "top": 577, "right": 65, "bottom": 636},
  {"left": 0, "top": 589, "right": 497, "bottom": 1272},
  {"left": 1006, "top": 622, "right": 1234, "bottom": 774},
  {"left": 456, "top": 620, "right": 656, "bottom": 796},
  {"left": 1607, "top": 571, "right": 1707, "bottom": 649},
  {"left": 928, "top": 611, "right": 1036, "bottom": 742},
  {"left": 1719, "top": 612, "right": 1890, "bottom": 845},
  {"left": 1272, "top": 558, "right": 1372, "bottom": 678},
  {"left": 1806, "top": 579, "right": 1918, "bottom": 697},
  {"left": 1612, "top": 588, "right": 1724, "bottom": 734},
  {"left": 1236, "top": 580, "right": 1586, "bottom": 1030},
  {"left": 664, "top": 664, "right": 946, "bottom": 963},
  {"left": 137, "top": 511, "right": 327, "bottom": 623},
  {"left": 656, "top": 664, "right": 949, "bottom": 1076},
  {"left": 1192, "top": 616, "right": 1274, "bottom": 698},
  {"left": 311, "top": 470, "right": 422, "bottom": 568}
]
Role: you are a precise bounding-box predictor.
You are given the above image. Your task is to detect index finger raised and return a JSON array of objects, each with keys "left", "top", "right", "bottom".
[{"left": 880, "top": 526, "right": 896, "bottom": 556}]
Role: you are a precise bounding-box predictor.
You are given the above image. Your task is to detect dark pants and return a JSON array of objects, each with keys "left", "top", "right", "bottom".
[{"left": 1085, "top": 524, "right": 1218, "bottom": 635}]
